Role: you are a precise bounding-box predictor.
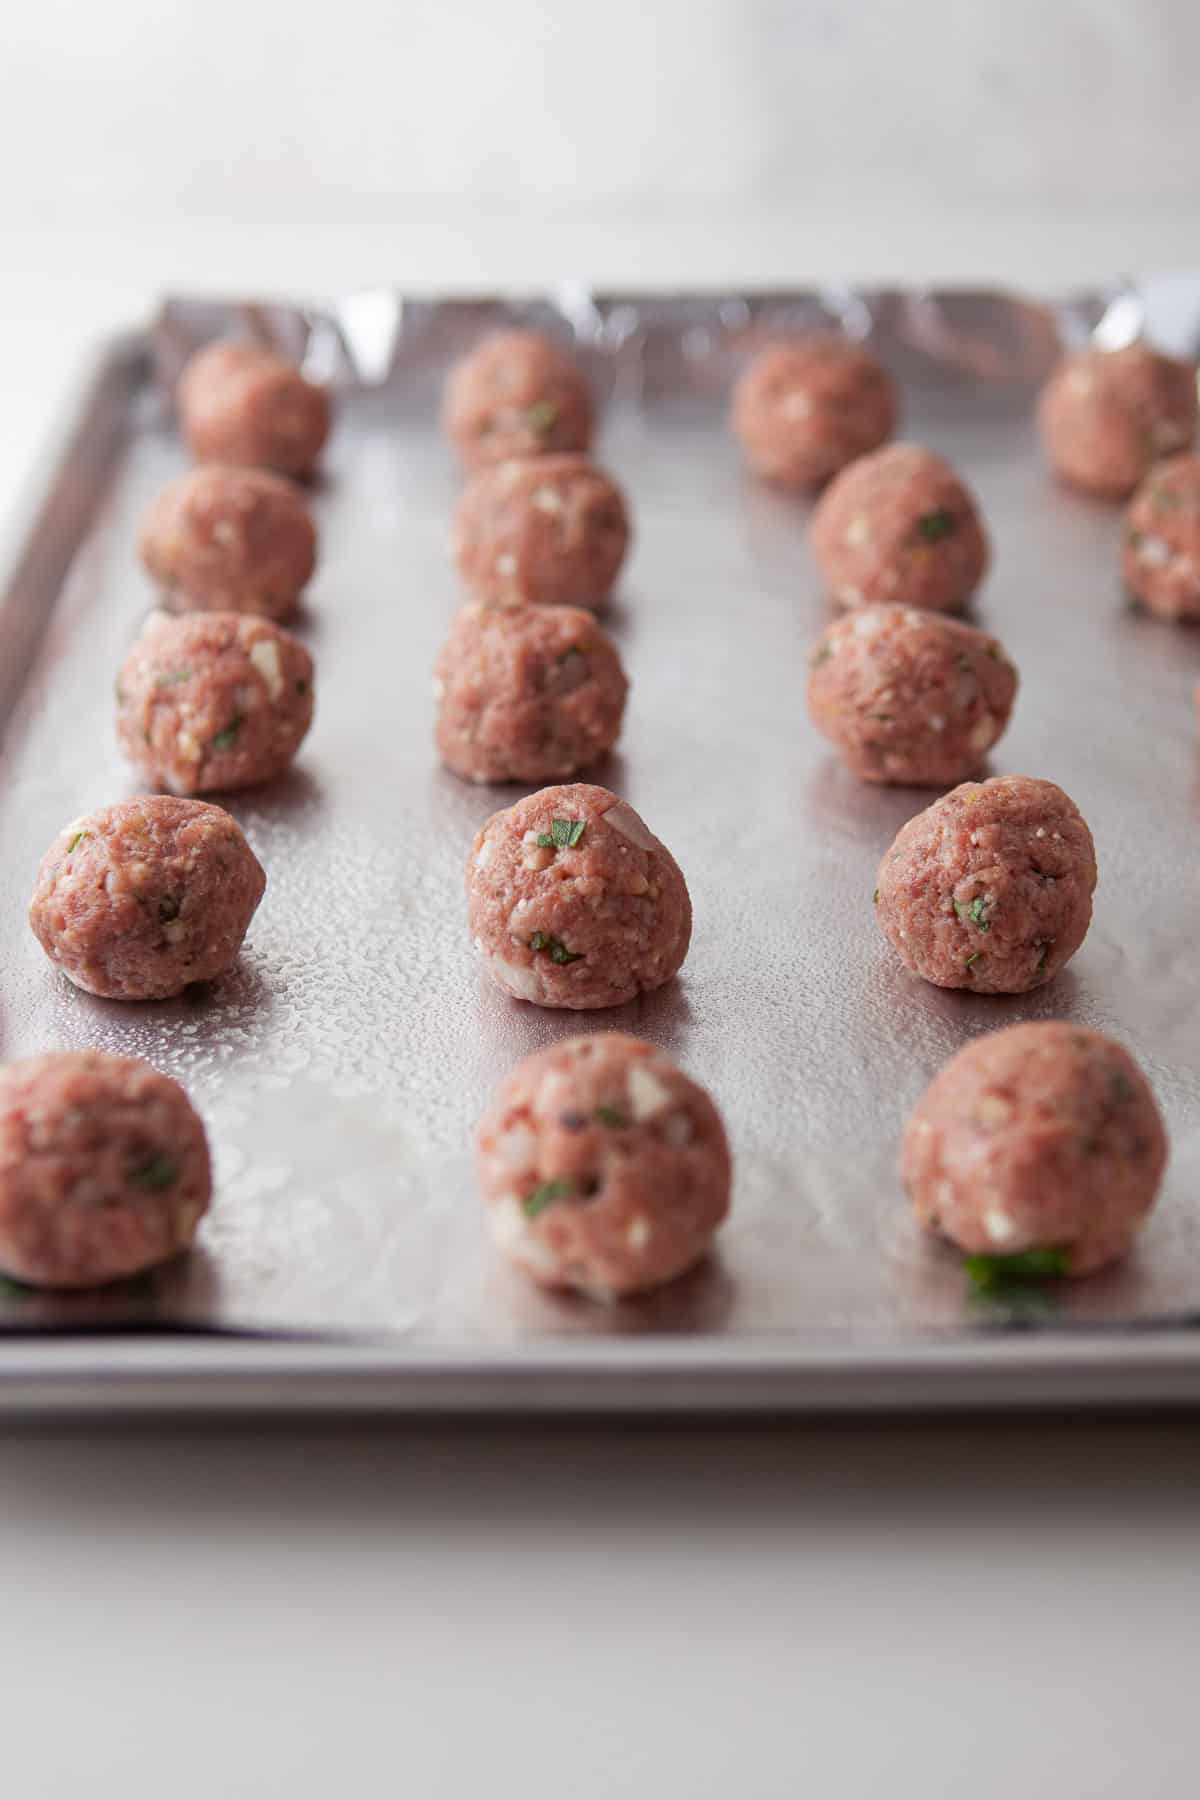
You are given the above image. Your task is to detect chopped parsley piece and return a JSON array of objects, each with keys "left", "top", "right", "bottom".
[
  {"left": 963, "top": 1247, "right": 1069, "bottom": 1291},
  {"left": 985, "top": 643, "right": 1003, "bottom": 661},
  {"left": 872, "top": 887, "right": 880, "bottom": 905},
  {"left": 526, "top": 400, "right": 560, "bottom": 438},
  {"left": 867, "top": 711, "right": 893, "bottom": 723},
  {"left": 523, "top": 1178, "right": 571, "bottom": 1218},
  {"left": 128, "top": 1153, "right": 179, "bottom": 1192},
  {"left": 954, "top": 896, "right": 991, "bottom": 932},
  {"left": 1108, "top": 1068, "right": 1136, "bottom": 1106},
  {"left": 210, "top": 717, "right": 242, "bottom": 753},
  {"left": 155, "top": 669, "right": 193, "bottom": 688},
  {"left": 1035, "top": 942, "right": 1051, "bottom": 976},
  {"left": 67, "top": 831, "right": 89, "bottom": 853},
  {"left": 158, "top": 895, "right": 181, "bottom": 924},
  {"left": 529, "top": 931, "right": 583, "bottom": 965},
  {"left": 956, "top": 652, "right": 974, "bottom": 673},
  {"left": 917, "top": 508, "right": 955, "bottom": 543},
  {"left": 965, "top": 951, "right": 981, "bottom": 969},
  {"left": 595, "top": 1105, "right": 628, "bottom": 1128},
  {"left": 812, "top": 641, "right": 835, "bottom": 667},
  {"left": 536, "top": 818, "right": 586, "bottom": 850}
]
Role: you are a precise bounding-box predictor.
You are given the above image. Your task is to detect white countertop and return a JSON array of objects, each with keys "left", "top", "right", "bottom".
[
  {"left": 3, "top": 209, "right": 1200, "bottom": 1797},
  {"left": 4, "top": 1413, "right": 1199, "bottom": 1795}
]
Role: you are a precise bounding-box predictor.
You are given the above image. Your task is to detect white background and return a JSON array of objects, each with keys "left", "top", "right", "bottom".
[
  {"left": 2, "top": 5, "right": 1200, "bottom": 1794},
  {"left": 2, "top": 0, "right": 1199, "bottom": 495}
]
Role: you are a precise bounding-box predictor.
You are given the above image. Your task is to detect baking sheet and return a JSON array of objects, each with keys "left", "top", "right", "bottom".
[{"left": 2, "top": 282, "right": 1200, "bottom": 1412}]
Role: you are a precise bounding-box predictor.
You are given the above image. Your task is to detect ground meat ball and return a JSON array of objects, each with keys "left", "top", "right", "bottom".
[
  {"left": 0, "top": 1051, "right": 211, "bottom": 1288},
  {"left": 177, "top": 342, "right": 332, "bottom": 479},
  {"left": 452, "top": 455, "right": 630, "bottom": 608},
  {"left": 139, "top": 465, "right": 317, "bottom": 620},
  {"left": 477, "top": 1034, "right": 731, "bottom": 1300},
  {"left": 435, "top": 605, "right": 628, "bottom": 784},
  {"left": 467, "top": 783, "right": 691, "bottom": 1010},
  {"left": 116, "top": 611, "right": 314, "bottom": 793},
  {"left": 442, "top": 331, "right": 593, "bottom": 469},
  {"left": 29, "top": 796, "right": 265, "bottom": 1001},
  {"left": 902, "top": 1023, "right": 1167, "bottom": 1278},
  {"left": 731, "top": 335, "right": 897, "bottom": 490},
  {"left": 808, "top": 605, "right": 1018, "bottom": 786},
  {"left": 1122, "top": 452, "right": 1200, "bottom": 620},
  {"left": 810, "top": 444, "right": 990, "bottom": 614},
  {"left": 875, "top": 775, "right": 1096, "bottom": 994},
  {"left": 1037, "top": 343, "right": 1198, "bottom": 500}
]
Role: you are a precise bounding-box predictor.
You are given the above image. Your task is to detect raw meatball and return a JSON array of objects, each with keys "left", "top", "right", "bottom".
[
  {"left": 467, "top": 782, "right": 691, "bottom": 1009},
  {"left": 178, "top": 342, "right": 332, "bottom": 479},
  {"left": 808, "top": 605, "right": 1018, "bottom": 786},
  {"left": 810, "top": 444, "right": 990, "bottom": 614},
  {"left": 442, "top": 330, "right": 593, "bottom": 469},
  {"left": 139, "top": 464, "right": 317, "bottom": 620},
  {"left": 1122, "top": 452, "right": 1200, "bottom": 620},
  {"left": 435, "top": 604, "right": 628, "bottom": 784},
  {"left": 477, "top": 1034, "right": 731, "bottom": 1300},
  {"left": 875, "top": 775, "right": 1096, "bottom": 994},
  {"left": 731, "top": 334, "right": 897, "bottom": 489},
  {"left": 116, "top": 611, "right": 314, "bottom": 793},
  {"left": 1037, "top": 342, "right": 1198, "bottom": 500},
  {"left": 29, "top": 796, "right": 265, "bottom": 1001},
  {"left": 0, "top": 1050, "right": 210, "bottom": 1288},
  {"left": 902, "top": 1023, "right": 1167, "bottom": 1278},
  {"left": 452, "top": 454, "right": 630, "bottom": 608}
]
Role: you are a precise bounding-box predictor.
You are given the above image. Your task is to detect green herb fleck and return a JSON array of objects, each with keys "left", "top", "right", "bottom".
[
  {"left": 529, "top": 931, "right": 583, "bottom": 965},
  {"left": 210, "top": 717, "right": 242, "bottom": 753},
  {"left": 295, "top": 678, "right": 309, "bottom": 695},
  {"left": 812, "top": 641, "right": 835, "bottom": 667},
  {"left": 115, "top": 680, "right": 127, "bottom": 706},
  {"left": 963, "top": 1247, "right": 1070, "bottom": 1291},
  {"left": 155, "top": 668, "right": 193, "bottom": 688},
  {"left": 526, "top": 399, "right": 560, "bottom": 438},
  {"left": 917, "top": 508, "right": 956, "bottom": 543},
  {"left": 956, "top": 652, "right": 974, "bottom": 673},
  {"left": 128, "top": 1153, "right": 179, "bottom": 1192},
  {"left": 67, "top": 831, "right": 89, "bottom": 854},
  {"left": 954, "top": 896, "right": 991, "bottom": 932},
  {"left": 965, "top": 951, "right": 981, "bottom": 969},
  {"left": 1035, "top": 942, "right": 1051, "bottom": 977},
  {"left": 985, "top": 643, "right": 1003, "bottom": 661},
  {"left": 158, "top": 895, "right": 181, "bottom": 924},
  {"left": 872, "top": 887, "right": 880, "bottom": 905},
  {"left": 523, "top": 1178, "right": 571, "bottom": 1218},
  {"left": 867, "top": 711, "right": 893, "bottom": 723},
  {"left": 536, "top": 818, "right": 587, "bottom": 851},
  {"left": 0, "top": 1272, "right": 33, "bottom": 1299},
  {"left": 595, "top": 1105, "right": 628, "bottom": 1128},
  {"left": 1108, "top": 1068, "right": 1136, "bottom": 1106}
]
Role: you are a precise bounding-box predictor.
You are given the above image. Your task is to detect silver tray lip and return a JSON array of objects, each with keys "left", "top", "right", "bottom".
[
  {"left": 3, "top": 294, "right": 1200, "bottom": 1419},
  {"left": 4, "top": 1329, "right": 1200, "bottom": 1417}
]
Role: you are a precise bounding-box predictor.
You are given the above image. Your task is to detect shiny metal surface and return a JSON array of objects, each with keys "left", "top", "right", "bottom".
[{"left": 2, "top": 284, "right": 1200, "bottom": 1413}]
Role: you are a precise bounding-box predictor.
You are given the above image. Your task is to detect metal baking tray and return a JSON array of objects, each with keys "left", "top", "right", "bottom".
[{"left": 3, "top": 281, "right": 1200, "bottom": 1416}]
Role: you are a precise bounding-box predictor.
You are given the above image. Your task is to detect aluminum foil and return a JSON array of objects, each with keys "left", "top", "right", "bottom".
[{"left": 2, "top": 283, "right": 1200, "bottom": 1410}]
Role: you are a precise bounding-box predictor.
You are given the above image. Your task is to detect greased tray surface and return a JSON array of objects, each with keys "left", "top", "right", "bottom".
[{"left": 2, "top": 283, "right": 1200, "bottom": 1414}]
